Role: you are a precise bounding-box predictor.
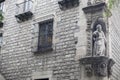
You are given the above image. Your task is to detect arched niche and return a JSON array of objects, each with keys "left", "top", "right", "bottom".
[
  {"left": 91, "top": 17, "right": 107, "bottom": 56},
  {"left": 92, "top": 17, "right": 106, "bottom": 35}
]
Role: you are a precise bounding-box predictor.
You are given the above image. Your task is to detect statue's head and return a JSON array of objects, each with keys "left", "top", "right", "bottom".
[{"left": 96, "top": 24, "right": 102, "bottom": 32}]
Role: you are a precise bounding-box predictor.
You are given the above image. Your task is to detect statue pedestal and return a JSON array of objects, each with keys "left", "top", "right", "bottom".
[{"left": 79, "top": 56, "right": 115, "bottom": 80}]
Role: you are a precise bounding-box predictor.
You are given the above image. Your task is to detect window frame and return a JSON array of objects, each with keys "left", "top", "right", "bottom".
[
  {"left": 0, "top": 2, "right": 4, "bottom": 12},
  {"left": 16, "top": 0, "right": 33, "bottom": 14},
  {"left": 0, "top": 33, "right": 3, "bottom": 47},
  {"left": 37, "top": 19, "right": 54, "bottom": 52}
]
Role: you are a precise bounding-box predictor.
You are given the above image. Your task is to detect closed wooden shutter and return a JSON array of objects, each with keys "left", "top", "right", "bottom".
[{"left": 31, "top": 23, "right": 39, "bottom": 53}]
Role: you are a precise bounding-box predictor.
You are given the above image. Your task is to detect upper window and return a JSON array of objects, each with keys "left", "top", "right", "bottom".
[
  {"left": 15, "top": 0, "right": 33, "bottom": 22},
  {"left": 58, "top": 0, "right": 79, "bottom": 10},
  {"left": 0, "top": 1, "right": 4, "bottom": 27},
  {"left": 16, "top": 0, "right": 33, "bottom": 14},
  {"left": 0, "top": 2, "right": 4, "bottom": 12},
  {"left": 38, "top": 19, "right": 53, "bottom": 52}
]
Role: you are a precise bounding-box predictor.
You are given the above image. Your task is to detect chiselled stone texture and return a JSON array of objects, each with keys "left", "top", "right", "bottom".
[
  {"left": 0, "top": 0, "right": 81, "bottom": 80},
  {"left": 0, "top": 0, "right": 119, "bottom": 80},
  {"left": 80, "top": 56, "right": 115, "bottom": 77},
  {"left": 109, "top": 2, "right": 120, "bottom": 80}
]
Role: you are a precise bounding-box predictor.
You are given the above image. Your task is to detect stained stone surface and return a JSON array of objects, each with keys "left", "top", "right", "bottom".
[
  {"left": 0, "top": 0, "right": 119, "bottom": 80},
  {"left": 0, "top": 74, "right": 5, "bottom": 80}
]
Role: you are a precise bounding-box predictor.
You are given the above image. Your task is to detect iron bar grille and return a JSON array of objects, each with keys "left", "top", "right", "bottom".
[
  {"left": 0, "top": 2, "right": 4, "bottom": 12},
  {"left": 38, "top": 19, "right": 53, "bottom": 52},
  {"left": 0, "top": 33, "right": 2, "bottom": 46},
  {"left": 16, "top": 0, "right": 33, "bottom": 15}
]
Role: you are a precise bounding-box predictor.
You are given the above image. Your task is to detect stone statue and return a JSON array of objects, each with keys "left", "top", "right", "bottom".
[{"left": 93, "top": 24, "right": 106, "bottom": 56}]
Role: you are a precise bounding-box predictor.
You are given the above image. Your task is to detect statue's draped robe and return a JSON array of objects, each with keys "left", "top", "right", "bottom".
[{"left": 93, "top": 31, "right": 106, "bottom": 56}]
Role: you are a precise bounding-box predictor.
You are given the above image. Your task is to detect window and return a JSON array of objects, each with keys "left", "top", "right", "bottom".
[
  {"left": 15, "top": 0, "right": 33, "bottom": 22},
  {"left": 35, "top": 78, "right": 49, "bottom": 80},
  {"left": 0, "top": 33, "right": 3, "bottom": 46},
  {"left": 0, "top": 2, "right": 4, "bottom": 12},
  {"left": 38, "top": 19, "right": 53, "bottom": 52},
  {"left": 24, "top": 0, "right": 32, "bottom": 12},
  {"left": 16, "top": 0, "right": 33, "bottom": 14}
]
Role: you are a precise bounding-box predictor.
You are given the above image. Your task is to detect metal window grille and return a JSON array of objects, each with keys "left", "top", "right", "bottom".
[
  {"left": 0, "top": 33, "right": 2, "bottom": 46},
  {"left": 38, "top": 19, "right": 53, "bottom": 52},
  {"left": 16, "top": 0, "right": 33, "bottom": 14},
  {"left": 0, "top": 2, "right": 4, "bottom": 12}
]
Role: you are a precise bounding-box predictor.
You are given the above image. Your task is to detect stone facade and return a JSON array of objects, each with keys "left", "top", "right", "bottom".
[
  {"left": 0, "top": 0, "right": 119, "bottom": 80},
  {"left": 109, "top": 2, "right": 120, "bottom": 80},
  {"left": 0, "top": 0, "right": 84, "bottom": 80}
]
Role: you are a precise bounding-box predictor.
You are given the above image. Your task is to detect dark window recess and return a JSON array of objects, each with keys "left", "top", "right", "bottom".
[
  {"left": 0, "top": 22, "right": 3, "bottom": 28},
  {"left": 0, "top": 33, "right": 3, "bottom": 47},
  {"left": 38, "top": 19, "right": 53, "bottom": 52},
  {"left": 0, "top": 2, "right": 4, "bottom": 12},
  {"left": 0, "top": 2, "right": 4, "bottom": 28},
  {"left": 35, "top": 78, "right": 49, "bottom": 80},
  {"left": 0, "top": 0, "right": 5, "bottom": 3},
  {"left": 15, "top": 0, "right": 33, "bottom": 22},
  {"left": 58, "top": 0, "right": 79, "bottom": 10}
]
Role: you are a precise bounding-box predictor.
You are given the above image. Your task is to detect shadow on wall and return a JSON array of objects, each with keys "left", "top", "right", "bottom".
[{"left": 0, "top": 74, "right": 5, "bottom": 80}]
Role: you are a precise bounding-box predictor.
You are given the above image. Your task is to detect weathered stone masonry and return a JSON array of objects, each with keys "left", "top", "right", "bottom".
[
  {"left": 0, "top": 0, "right": 120, "bottom": 80},
  {"left": 0, "top": 0, "right": 83, "bottom": 80}
]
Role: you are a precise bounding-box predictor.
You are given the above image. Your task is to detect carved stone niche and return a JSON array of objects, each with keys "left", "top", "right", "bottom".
[
  {"left": 82, "top": 2, "right": 109, "bottom": 57},
  {"left": 58, "top": 0, "right": 79, "bottom": 10},
  {"left": 80, "top": 56, "right": 115, "bottom": 77}
]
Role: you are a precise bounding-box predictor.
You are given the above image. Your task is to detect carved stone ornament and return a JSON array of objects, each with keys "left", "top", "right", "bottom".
[
  {"left": 85, "top": 65, "right": 93, "bottom": 77},
  {"left": 80, "top": 56, "right": 115, "bottom": 77},
  {"left": 82, "top": 2, "right": 106, "bottom": 13},
  {"left": 15, "top": 11, "right": 33, "bottom": 23},
  {"left": 58, "top": 0, "right": 79, "bottom": 10}
]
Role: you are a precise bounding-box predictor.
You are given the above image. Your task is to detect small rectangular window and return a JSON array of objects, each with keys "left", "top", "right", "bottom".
[
  {"left": 0, "top": 2, "right": 4, "bottom": 12},
  {"left": 16, "top": 0, "right": 33, "bottom": 14},
  {"left": 35, "top": 78, "right": 49, "bottom": 80},
  {"left": 24, "top": 0, "right": 32, "bottom": 12},
  {"left": 0, "top": 33, "right": 3, "bottom": 46},
  {"left": 38, "top": 19, "right": 53, "bottom": 52}
]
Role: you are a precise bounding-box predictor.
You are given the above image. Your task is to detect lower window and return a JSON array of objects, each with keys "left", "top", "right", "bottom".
[
  {"left": 35, "top": 78, "right": 49, "bottom": 80},
  {"left": 38, "top": 19, "right": 53, "bottom": 52}
]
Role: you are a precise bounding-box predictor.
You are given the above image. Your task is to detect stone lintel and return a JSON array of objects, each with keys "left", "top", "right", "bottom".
[{"left": 82, "top": 2, "right": 106, "bottom": 14}]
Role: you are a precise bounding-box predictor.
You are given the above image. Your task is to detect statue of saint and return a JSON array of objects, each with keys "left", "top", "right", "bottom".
[{"left": 93, "top": 24, "right": 106, "bottom": 56}]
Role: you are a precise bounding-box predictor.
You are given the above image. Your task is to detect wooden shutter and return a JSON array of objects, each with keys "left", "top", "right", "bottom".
[{"left": 31, "top": 23, "right": 39, "bottom": 53}]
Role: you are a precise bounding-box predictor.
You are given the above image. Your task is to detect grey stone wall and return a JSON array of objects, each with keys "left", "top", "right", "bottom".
[
  {"left": 0, "top": 0, "right": 87, "bottom": 80},
  {"left": 109, "top": 3, "right": 120, "bottom": 80},
  {"left": 0, "top": 0, "right": 120, "bottom": 80}
]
